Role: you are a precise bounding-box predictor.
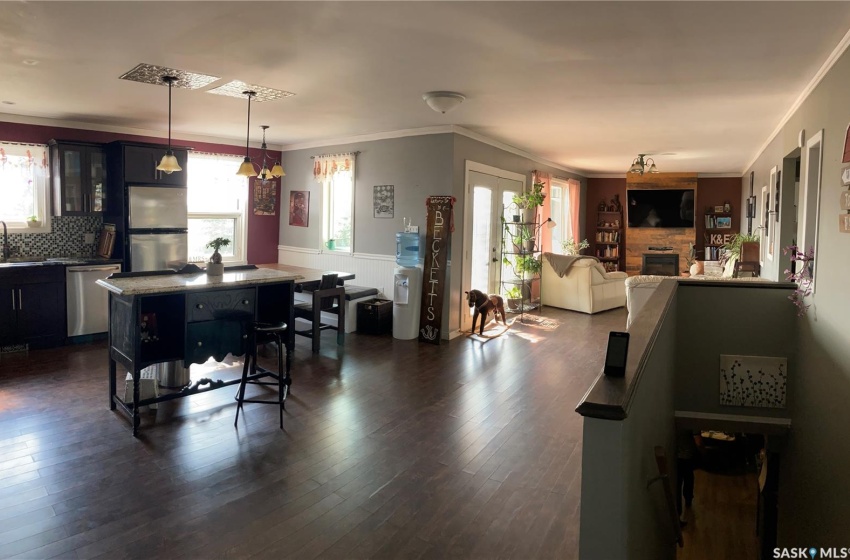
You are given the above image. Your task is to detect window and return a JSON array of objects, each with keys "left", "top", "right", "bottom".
[
  {"left": 315, "top": 154, "right": 356, "bottom": 252},
  {"left": 549, "top": 180, "right": 573, "bottom": 254},
  {"left": 0, "top": 143, "right": 50, "bottom": 233},
  {"left": 187, "top": 153, "right": 247, "bottom": 263}
]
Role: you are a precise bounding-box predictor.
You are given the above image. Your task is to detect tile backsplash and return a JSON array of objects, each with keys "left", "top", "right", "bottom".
[{"left": 5, "top": 216, "right": 103, "bottom": 257}]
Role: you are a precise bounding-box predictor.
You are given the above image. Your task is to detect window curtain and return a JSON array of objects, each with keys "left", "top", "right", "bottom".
[
  {"left": 533, "top": 170, "right": 552, "bottom": 252},
  {"left": 0, "top": 142, "right": 48, "bottom": 223},
  {"left": 567, "top": 178, "right": 581, "bottom": 244},
  {"left": 313, "top": 153, "right": 356, "bottom": 183}
]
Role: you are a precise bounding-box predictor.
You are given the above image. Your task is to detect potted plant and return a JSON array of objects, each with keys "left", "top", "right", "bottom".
[
  {"left": 720, "top": 233, "right": 760, "bottom": 267},
  {"left": 561, "top": 237, "right": 589, "bottom": 255},
  {"left": 515, "top": 254, "right": 542, "bottom": 275},
  {"left": 26, "top": 215, "right": 41, "bottom": 228},
  {"left": 505, "top": 285, "right": 523, "bottom": 310},
  {"left": 206, "top": 237, "right": 230, "bottom": 276},
  {"left": 512, "top": 182, "right": 546, "bottom": 221},
  {"left": 519, "top": 225, "right": 535, "bottom": 253}
]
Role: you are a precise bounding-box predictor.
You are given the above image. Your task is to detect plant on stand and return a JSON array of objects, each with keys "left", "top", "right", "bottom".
[
  {"left": 782, "top": 245, "right": 815, "bottom": 316},
  {"left": 504, "top": 285, "right": 523, "bottom": 310},
  {"left": 511, "top": 182, "right": 546, "bottom": 222},
  {"left": 561, "top": 237, "right": 589, "bottom": 255}
]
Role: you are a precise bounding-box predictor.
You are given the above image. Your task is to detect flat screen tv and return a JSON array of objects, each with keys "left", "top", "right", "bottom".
[{"left": 627, "top": 189, "right": 695, "bottom": 228}]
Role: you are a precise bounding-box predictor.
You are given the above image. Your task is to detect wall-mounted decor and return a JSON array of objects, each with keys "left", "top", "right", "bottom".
[
  {"left": 253, "top": 179, "right": 276, "bottom": 216},
  {"left": 419, "top": 196, "right": 455, "bottom": 345},
  {"left": 715, "top": 216, "right": 731, "bottom": 229},
  {"left": 774, "top": 170, "right": 781, "bottom": 222},
  {"left": 713, "top": 205, "right": 725, "bottom": 213},
  {"left": 841, "top": 190, "right": 850, "bottom": 233},
  {"left": 719, "top": 354, "right": 787, "bottom": 408},
  {"left": 373, "top": 185, "right": 394, "bottom": 218},
  {"left": 288, "top": 190, "right": 309, "bottom": 227},
  {"left": 97, "top": 223, "right": 116, "bottom": 258}
]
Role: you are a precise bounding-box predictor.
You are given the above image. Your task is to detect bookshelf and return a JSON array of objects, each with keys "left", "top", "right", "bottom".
[
  {"left": 594, "top": 210, "right": 623, "bottom": 272},
  {"left": 703, "top": 207, "right": 737, "bottom": 261}
]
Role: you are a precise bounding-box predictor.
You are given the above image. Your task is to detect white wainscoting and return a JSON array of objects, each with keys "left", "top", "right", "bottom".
[{"left": 277, "top": 245, "right": 397, "bottom": 297}]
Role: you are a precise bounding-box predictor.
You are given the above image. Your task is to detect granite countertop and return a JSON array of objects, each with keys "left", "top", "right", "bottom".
[
  {"left": 0, "top": 257, "right": 123, "bottom": 270},
  {"left": 96, "top": 268, "right": 304, "bottom": 296}
]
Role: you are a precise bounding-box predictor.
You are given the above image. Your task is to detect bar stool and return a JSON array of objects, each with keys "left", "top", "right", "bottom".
[{"left": 234, "top": 321, "right": 291, "bottom": 429}]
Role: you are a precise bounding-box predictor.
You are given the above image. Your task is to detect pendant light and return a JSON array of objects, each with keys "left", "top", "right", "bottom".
[
  {"left": 236, "top": 90, "right": 258, "bottom": 177},
  {"left": 156, "top": 75, "right": 182, "bottom": 174},
  {"left": 257, "top": 125, "right": 285, "bottom": 181}
]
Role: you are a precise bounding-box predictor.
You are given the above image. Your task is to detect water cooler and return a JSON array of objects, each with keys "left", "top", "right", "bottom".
[{"left": 393, "top": 228, "right": 422, "bottom": 340}]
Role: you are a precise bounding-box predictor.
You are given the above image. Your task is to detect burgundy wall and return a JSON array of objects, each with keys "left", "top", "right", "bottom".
[
  {"left": 587, "top": 176, "right": 743, "bottom": 262},
  {"left": 586, "top": 178, "right": 628, "bottom": 266},
  {"left": 0, "top": 121, "right": 281, "bottom": 264}
]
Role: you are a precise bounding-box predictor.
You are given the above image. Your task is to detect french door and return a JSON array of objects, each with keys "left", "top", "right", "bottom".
[{"left": 461, "top": 165, "right": 524, "bottom": 332}]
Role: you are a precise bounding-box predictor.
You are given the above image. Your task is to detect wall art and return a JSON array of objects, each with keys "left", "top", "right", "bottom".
[
  {"left": 253, "top": 179, "right": 277, "bottom": 216},
  {"left": 719, "top": 354, "right": 787, "bottom": 408},
  {"left": 289, "top": 190, "right": 309, "bottom": 227},
  {"left": 374, "top": 185, "right": 394, "bottom": 218}
]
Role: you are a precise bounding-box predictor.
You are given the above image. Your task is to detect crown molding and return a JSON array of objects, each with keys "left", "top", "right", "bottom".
[
  {"left": 697, "top": 173, "right": 744, "bottom": 179},
  {"left": 281, "top": 124, "right": 589, "bottom": 177},
  {"left": 0, "top": 112, "right": 284, "bottom": 151},
  {"left": 743, "top": 25, "right": 850, "bottom": 173}
]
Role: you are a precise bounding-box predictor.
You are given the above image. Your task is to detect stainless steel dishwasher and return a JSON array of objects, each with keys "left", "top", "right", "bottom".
[{"left": 66, "top": 264, "right": 121, "bottom": 336}]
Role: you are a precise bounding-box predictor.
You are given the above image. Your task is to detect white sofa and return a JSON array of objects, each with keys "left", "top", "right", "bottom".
[
  {"left": 625, "top": 268, "right": 771, "bottom": 328},
  {"left": 541, "top": 255, "right": 628, "bottom": 314}
]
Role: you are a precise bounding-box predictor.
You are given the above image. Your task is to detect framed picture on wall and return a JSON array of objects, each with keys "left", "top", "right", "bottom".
[
  {"left": 288, "top": 191, "right": 309, "bottom": 227},
  {"left": 716, "top": 217, "right": 732, "bottom": 229},
  {"left": 373, "top": 185, "right": 394, "bottom": 218}
]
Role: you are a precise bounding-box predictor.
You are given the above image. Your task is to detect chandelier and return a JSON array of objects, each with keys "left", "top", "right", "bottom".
[
  {"left": 257, "top": 125, "right": 284, "bottom": 181},
  {"left": 628, "top": 154, "right": 659, "bottom": 175}
]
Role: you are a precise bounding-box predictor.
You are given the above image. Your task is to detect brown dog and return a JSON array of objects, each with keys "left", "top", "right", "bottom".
[{"left": 465, "top": 289, "right": 507, "bottom": 335}]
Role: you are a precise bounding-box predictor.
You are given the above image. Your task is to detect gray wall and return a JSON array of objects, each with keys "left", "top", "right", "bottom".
[
  {"left": 279, "top": 131, "right": 589, "bottom": 336},
  {"left": 675, "top": 284, "right": 797, "bottom": 417},
  {"left": 279, "top": 134, "right": 454, "bottom": 255},
  {"left": 743, "top": 44, "right": 850, "bottom": 543}
]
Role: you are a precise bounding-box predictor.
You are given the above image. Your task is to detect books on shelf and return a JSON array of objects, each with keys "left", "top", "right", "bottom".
[
  {"left": 596, "top": 245, "right": 619, "bottom": 258},
  {"left": 595, "top": 230, "right": 620, "bottom": 243},
  {"left": 704, "top": 246, "right": 726, "bottom": 261}
]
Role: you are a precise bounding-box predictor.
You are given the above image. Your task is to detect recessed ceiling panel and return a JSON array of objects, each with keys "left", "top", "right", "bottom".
[
  {"left": 119, "top": 63, "right": 220, "bottom": 89},
  {"left": 206, "top": 81, "right": 295, "bottom": 103}
]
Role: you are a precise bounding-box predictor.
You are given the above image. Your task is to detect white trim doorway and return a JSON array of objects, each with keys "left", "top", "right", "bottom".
[{"left": 460, "top": 161, "right": 526, "bottom": 333}]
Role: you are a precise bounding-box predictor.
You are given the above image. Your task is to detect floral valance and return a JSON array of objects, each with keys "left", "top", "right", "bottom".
[
  {"left": 313, "top": 152, "right": 356, "bottom": 183},
  {"left": 0, "top": 142, "right": 48, "bottom": 170}
]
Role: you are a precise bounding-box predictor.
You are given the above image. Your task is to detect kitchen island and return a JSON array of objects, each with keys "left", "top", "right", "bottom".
[{"left": 97, "top": 266, "right": 302, "bottom": 436}]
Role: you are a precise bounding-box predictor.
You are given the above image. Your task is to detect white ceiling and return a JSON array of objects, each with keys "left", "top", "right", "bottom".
[{"left": 2, "top": 2, "right": 850, "bottom": 175}]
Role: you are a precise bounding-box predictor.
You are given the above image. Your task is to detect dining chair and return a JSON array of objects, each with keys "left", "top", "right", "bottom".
[{"left": 293, "top": 273, "right": 345, "bottom": 353}]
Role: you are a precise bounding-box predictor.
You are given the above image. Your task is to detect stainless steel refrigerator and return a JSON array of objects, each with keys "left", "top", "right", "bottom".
[{"left": 127, "top": 186, "right": 188, "bottom": 271}]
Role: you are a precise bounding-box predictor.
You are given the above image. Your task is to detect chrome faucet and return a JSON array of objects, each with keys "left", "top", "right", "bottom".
[{"left": 0, "top": 221, "right": 8, "bottom": 262}]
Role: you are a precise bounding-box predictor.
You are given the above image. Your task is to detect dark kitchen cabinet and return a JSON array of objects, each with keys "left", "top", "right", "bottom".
[
  {"left": 122, "top": 144, "right": 188, "bottom": 186},
  {"left": 0, "top": 266, "right": 66, "bottom": 349},
  {"left": 49, "top": 140, "right": 107, "bottom": 216}
]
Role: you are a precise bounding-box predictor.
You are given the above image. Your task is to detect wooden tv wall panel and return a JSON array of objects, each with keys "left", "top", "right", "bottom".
[{"left": 625, "top": 173, "right": 697, "bottom": 276}]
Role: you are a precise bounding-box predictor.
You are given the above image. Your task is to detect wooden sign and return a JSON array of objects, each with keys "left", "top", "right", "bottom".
[
  {"left": 840, "top": 214, "right": 850, "bottom": 234},
  {"left": 419, "top": 196, "right": 454, "bottom": 344},
  {"left": 841, "top": 190, "right": 850, "bottom": 210}
]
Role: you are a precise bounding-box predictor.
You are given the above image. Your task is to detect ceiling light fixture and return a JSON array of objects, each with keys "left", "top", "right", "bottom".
[
  {"left": 628, "top": 154, "right": 659, "bottom": 175},
  {"left": 422, "top": 91, "right": 465, "bottom": 114},
  {"left": 236, "top": 90, "right": 258, "bottom": 177},
  {"left": 257, "top": 125, "right": 284, "bottom": 181},
  {"left": 155, "top": 75, "right": 182, "bottom": 175}
]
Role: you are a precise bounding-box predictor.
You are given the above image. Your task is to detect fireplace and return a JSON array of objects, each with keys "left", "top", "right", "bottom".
[{"left": 642, "top": 253, "right": 679, "bottom": 276}]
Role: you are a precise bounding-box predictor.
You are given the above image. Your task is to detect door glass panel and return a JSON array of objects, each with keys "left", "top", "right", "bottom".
[
  {"left": 63, "top": 149, "right": 83, "bottom": 212},
  {"left": 471, "top": 186, "right": 493, "bottom": 300},
  {"left": 89, "top": 150, "right": 106, "bottom": 212}
]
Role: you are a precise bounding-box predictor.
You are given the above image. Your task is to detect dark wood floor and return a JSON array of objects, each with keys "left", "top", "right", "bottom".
[{"left": 0, "top": 306, "right": 625, "bottom": 559}]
